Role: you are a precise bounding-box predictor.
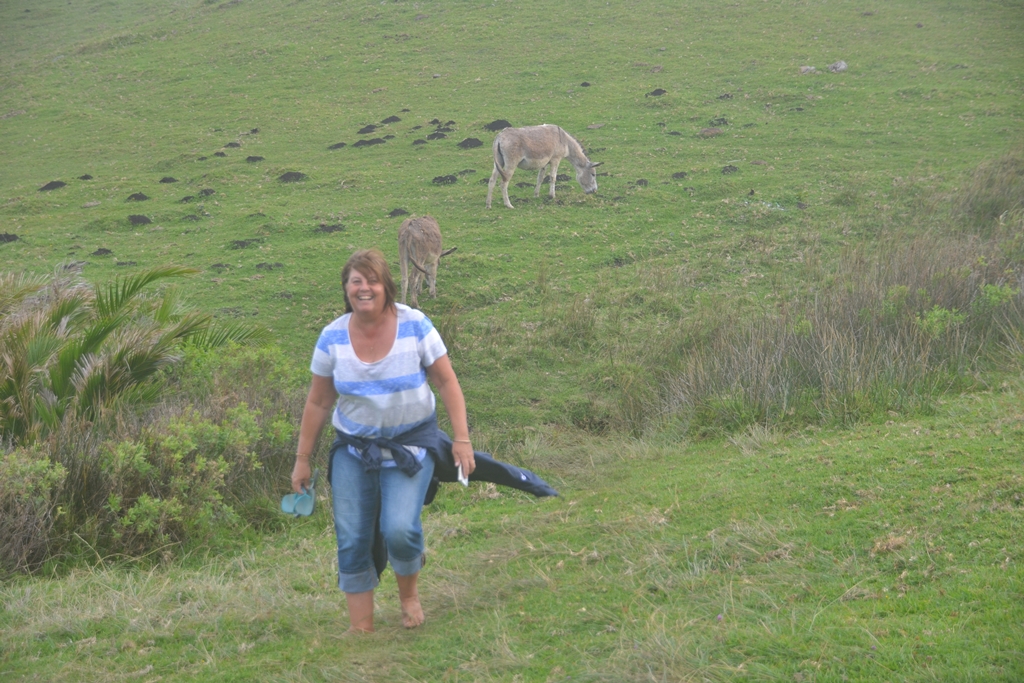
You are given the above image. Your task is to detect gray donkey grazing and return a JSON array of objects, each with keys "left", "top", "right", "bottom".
[
  {"left": 486, "top": 124, "right": 602, "bottom": 209},
  {"left": 398, "top": 216, "right": 456, "bottom": 308}
]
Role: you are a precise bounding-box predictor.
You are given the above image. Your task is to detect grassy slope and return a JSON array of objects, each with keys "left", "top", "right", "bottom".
[
  {"left": 2, "top": 385, "right": 1022, "bottom": 681},
  {"left": 2, "top": 0, "right": 1023, "bottom": 680},
  {"left": 2, "top": 0, "right": 1021, "bottom": 432},
  {"left": 4, "top": 1, "right": 1019, "bottom": 428}
]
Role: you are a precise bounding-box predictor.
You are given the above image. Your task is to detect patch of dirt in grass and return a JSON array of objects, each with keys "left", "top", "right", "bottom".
[
  {"left": 316, "top": 223, "right": 345, "bottom": 233},
  {"left": 432, "top": 175, "right": 457, "bottom": 185},
  {"left": 381, "top": 115, "right": 401, "bottom": 124},
  {"left": 426, "top": 132, "right": 447, "bottom": 141},
  {"left": 278, "top": 172, "right": 307, "bottom": 182},
  {"left": 39, "top": 181, "right": 66, "bottom": 191},
  {"left": 484, "top": 119, "right": 511, "bottom": 131},
  {"left": 128, "top": 215, "right": 152, "bottom": 225},
  {"left": 126, "top": 193, "right": 149, "bottom": 201},
  {"left": 91, "top": 248, "right": 112, "bottom": 256},
  {"left": 224, "top": 142, "right": 241, "bottom": 148},
  {"left": 246, "top": 156, "right": 264, "bottom": 163},
  {"left": 255, "top": 262, "right": 283, "bottom": 270},
  {"left": 199, "top": 188, "right": 215, "bottom": 196},
  {"left": 871, "top": 534, "right": 908, "bottom": 556},
  {"left": 757, "top": 544, "right": 794, "bottom": 563},
  {"left": 358, "top": 124, "right": 378, "bottom": 134},
  {"left": 388, "top": 208, "right": 409, "bottom": 217},
  {"left": 458, "top": 138, "right": 483, "bottom": 149},
  {"left": 646, "top": 88, "right": 667, "bottom": 97},
  {"left": 0, "top": 233, "right": 19, "bottom": 243},
  {"left": 159, "top": 177, "right": 178, "bottom": 183},
  {"left": 79, "top": 174, "right": 93, "bottom": 180},
  {"left": 214, "top": 152, "right": 227, "bottom": 157},
  {"left": 353, "top": 138, "right": 385, "bottom": 147},
  {"left": 328, "top": 142, "right": 347, "bottom": 149}
]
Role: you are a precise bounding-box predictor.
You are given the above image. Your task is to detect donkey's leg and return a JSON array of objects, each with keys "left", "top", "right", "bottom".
[
  {"left": 534, "top": 165, "right": 547, "bottom": 198},
  {"left": 486, "top": 165, "right": 501, "bottom": 209},
  {"left": 400, "top": 255, "right": 409, "bottom": 305},
  {"left": 427, "top": 260, "right": 439, "bottom": 299},
  {"left": 409, "top": 268, "right": 422, "bottom": 308},
  {"left": 548, "top": 158, "right": 563, "bottom": 199},
  {"left": 501, "top": 170, "right": 515, "bottom": 209}
]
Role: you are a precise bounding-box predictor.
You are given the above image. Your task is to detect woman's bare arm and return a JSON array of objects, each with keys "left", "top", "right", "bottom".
[
  {"left": 426, "top": 354, "right": 475, "bottom": 475},
  {"left": 291, "top": 373, "right": 338, "bottom": 492}
]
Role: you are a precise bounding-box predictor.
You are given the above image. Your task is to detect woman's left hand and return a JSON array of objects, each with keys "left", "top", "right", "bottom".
[{"left": 452, "top": 440, "right": 476, "bottom": 476}]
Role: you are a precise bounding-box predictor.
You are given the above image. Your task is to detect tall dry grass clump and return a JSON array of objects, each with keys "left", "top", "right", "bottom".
[
  {"left": 951, "top": 146, "right": 1024, "bottom": 232},
  {"left": 662, "top": 208, "right": 1024, "bottom": 435}
]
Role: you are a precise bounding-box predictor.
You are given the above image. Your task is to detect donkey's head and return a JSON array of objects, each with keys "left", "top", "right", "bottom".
[{"left": 576, "top": 161, "right": 603, "bottom": 195}]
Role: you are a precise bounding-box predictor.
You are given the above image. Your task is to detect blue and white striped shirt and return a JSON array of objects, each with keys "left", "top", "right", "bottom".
[{"left": 311, "top": 304, "right": 447, "bottom": 466}]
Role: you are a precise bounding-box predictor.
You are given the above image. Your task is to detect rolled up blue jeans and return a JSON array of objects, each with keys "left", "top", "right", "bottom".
[{"left": 329, "top": 446, "right": 434, "bottom": 594}]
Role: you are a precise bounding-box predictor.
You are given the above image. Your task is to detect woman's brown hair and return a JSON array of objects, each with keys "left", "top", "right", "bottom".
[{"left": 340, "top": 249, "right": 398, "bottom": 314}]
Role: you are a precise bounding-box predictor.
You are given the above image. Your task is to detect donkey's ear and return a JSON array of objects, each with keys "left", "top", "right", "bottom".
[{"left": 589, "top": 161, "right": 603, "bottom": 168}]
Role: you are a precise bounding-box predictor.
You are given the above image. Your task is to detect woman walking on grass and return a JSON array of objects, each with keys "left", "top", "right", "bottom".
[{"left": 290, "top": 248, "right": 475, "bottom": 631}]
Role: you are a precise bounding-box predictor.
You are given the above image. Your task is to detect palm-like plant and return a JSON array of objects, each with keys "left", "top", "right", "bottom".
[{"left": 0, "top": 264, "right": 269, "bottom": 445}]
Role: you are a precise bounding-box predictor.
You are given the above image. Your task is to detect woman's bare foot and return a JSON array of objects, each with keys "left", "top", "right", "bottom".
[
  {"left": 344, "top": 625, "right": 374, "bottom": 635},
  {"left": 400, "top": 595, "right": 425, "bottom": 628},
  {"left": 345, "top": 590, "right": 375, "bottom": 633},
  {"left": 396, "top": 571, "right": 425, "bottom": 628}
]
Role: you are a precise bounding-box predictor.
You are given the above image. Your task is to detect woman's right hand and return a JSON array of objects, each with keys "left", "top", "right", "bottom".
[{"left": 291, "top": 456, "right": 312, "bottom": 493}]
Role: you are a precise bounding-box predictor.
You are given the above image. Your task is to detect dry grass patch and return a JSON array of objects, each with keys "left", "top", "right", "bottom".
[{"left": 871, "top": 533, "right": 910, "bottom": 556}]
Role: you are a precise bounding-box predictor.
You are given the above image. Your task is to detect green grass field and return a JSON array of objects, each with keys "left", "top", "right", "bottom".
[{"left": 2, "top": 0, "right": 1023, "bottom": 680}]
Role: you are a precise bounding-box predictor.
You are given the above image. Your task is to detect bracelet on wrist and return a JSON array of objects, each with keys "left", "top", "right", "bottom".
[{"left": 453, "top": 439, "right": 471, "bottom": 444}]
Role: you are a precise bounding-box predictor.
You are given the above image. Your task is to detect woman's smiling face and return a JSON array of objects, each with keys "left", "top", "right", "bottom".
[{"left": 345, "top": 268, "right": 386, "bottom": 315}]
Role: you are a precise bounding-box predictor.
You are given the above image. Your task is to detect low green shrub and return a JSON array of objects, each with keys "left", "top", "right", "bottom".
[
  {"left": 0, "top": 444, "right": 66, "bottom": 575},
  {"left": 96, "top": 406, "right": 261, "bottom": 555}
]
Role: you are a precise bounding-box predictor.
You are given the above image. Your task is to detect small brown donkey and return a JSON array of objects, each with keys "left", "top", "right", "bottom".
[
  {"left": 398, "top": 216, "right": 456, "bottom": 308},
  {"left": 486, "top": 124, "right": 602, "bottom": 209}
]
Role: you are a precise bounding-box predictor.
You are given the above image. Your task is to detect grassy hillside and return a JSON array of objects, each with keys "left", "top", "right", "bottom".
[
  {"left": 2, "top": 386, "right": 1023, "bottom": 681},
  {"left": 2, "top": 0, "right": 1023, "bottom": 680},
  {"left": 3, "top": 2, "right": 1022, "bottom": 429}
]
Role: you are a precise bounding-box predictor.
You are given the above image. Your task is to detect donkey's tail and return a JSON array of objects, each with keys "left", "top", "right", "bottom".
[
  {"left": 494, "top": 141, "right": 511, "bottom": 182},
  {"left": 408, "top": 257, "right": 429, "bottom": 275}
]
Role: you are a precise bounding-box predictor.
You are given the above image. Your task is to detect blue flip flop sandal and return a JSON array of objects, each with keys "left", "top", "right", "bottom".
[{"left": 281, "top": 469, "right": 320, "bottom": 517}]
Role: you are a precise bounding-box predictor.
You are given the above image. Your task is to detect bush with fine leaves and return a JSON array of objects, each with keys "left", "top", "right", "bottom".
[{"left": 0, "top": 264, "right": 276, "bottom": 573}]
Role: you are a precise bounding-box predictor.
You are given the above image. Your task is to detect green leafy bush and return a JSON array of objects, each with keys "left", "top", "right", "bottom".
[
  {"left": 0, "top": 445, "right": 66, "bottom": 574},
  {"left": 98, "top": 406, "right": 262, "bottom": 554}
]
